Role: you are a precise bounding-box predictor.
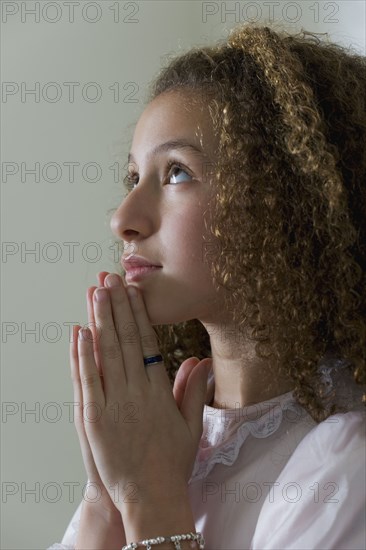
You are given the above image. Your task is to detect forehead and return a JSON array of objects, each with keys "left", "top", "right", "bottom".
[{"left": 131, "top": 90, "right": 218, "bottom": 158}]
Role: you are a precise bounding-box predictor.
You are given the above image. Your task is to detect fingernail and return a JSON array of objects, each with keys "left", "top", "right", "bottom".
[
  {"left": 94, "top": 288, "right": 108, "bottom": 301},
  {"left": 105, "top": 274, "right": 121, "bottom": 288}
]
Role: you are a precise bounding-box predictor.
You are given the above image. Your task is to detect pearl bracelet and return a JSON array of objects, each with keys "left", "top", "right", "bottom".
[{"left": 122, "top": 531, "right": 205, "bottom": 550}]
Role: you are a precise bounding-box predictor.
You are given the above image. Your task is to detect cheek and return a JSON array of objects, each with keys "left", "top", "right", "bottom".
[
  {"left": 143, "top": 209, "right": 221, "bottom": 324},
  {"left": 165, "top": 211, "right": 208, "bottom": 266}
]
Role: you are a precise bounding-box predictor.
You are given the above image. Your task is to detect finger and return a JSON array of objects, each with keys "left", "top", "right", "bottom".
[
  {"left": 87, "top": 286, "right": 102, "bottom": 375},
  {"left": 70, "top": 325, "right": 100, "bottom": 481},
  {"left": 70, "top": 324, "right": 84, "bottom": 433},
  {"left": 206, "top": 370, "right": 215, "bottom": 406},
  {"left": 123, "top": 284, "right": 170, "bottom": 391},
  {"left": 102, "top": 275, "right": 148, "bottom": 389},
  {"left": 77, "top": 326, "right": 106, "bottom": 416},
  {"left": 173, "top": 357, "right": 200, "bottom": 409},
  {"left": 98, "top": 271, "right": 127, "bottom": 288},
  {"left": 96, "top": 273, "right": 128, "bottom": 386},
  {"left": 181, "top": 358, "right": 213, "bottom": 443},
  {"left": 97, "top": 272, "right": 110, "bottom": 287},
  {"left": 92, "top": 286, "right": 129, "bottom": 400},
  {"left": 174, "top": 357, "right": 214, "bottom": 406},
  {"left": 90, "top": 271, "right": 113, "bottom": 374}
]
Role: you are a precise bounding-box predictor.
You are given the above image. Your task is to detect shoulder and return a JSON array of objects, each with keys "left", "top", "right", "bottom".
[
  {"left": 274, "top": 408, "right": 365, "bottom": 493},
  {"left": 295, "top": 408, "right": 365, "bottom": 460},
  {"left": 251, "top": 409, "right": 366, "bottom": 550}
]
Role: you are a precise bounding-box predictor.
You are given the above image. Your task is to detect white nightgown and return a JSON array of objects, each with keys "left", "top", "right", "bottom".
[{"left": 47, "top": 360, "right": 366, "bottom": 550}]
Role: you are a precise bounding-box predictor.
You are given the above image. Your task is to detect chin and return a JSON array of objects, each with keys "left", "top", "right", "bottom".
[
  {"left": 143, "top": 298, "right": 197, "bottom": 326},
  {"left": 138, "top": 282, "right": 209, "bottom": 325}
]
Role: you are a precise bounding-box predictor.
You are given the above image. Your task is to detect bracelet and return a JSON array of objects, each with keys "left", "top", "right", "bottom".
[{"left": 122, "top": 531, "right": 205, "bottom": 550}]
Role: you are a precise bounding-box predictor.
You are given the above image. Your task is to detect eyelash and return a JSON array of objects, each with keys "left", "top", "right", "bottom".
[{"left": 123, "top": 159, "right": 192, "bottom": 191}]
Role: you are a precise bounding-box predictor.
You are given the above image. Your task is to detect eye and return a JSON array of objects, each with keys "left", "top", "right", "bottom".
[
  {"left": 123, "top": 172, "right": 138, "bottom": 191},
  {"left": 123, "top": 160, "right": 193, "bottom": 192},
  {"left": 167, "top": 161, "right": 193, "bottom": 185}
]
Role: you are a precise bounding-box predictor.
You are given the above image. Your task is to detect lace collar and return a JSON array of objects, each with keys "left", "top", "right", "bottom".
[
  {"left": 188, "top": 353, "right": 365, "bottom": 484},
  {"left": 189, "top": 390, "right": 302, "bottom": 484}
]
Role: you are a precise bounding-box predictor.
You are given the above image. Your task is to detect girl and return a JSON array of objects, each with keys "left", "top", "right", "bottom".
[{"left": 48, "top": 22, "right": 366, "bottom": 550}]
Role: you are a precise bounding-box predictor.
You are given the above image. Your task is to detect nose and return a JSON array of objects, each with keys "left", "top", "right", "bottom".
[{"left": 110, "top": 184, "right": 157, "bottom": 244}]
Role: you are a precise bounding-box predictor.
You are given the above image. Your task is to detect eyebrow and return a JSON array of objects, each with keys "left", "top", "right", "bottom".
[{"left": 127, "top": 139, "right": 206, "bottom": 164}]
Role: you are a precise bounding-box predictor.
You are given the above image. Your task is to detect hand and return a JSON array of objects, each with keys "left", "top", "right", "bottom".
[
  {"left": 173, "top": 356, "right": 214, "bottom": 409},
  {"left": 74, "top": 272, "right": 212, "bottom": 514},
  {"left": 70, "top": 272, "right": 123, "bottom": 522}
]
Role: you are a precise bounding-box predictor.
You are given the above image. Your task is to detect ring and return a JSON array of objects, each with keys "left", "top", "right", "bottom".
[{"left": 143, "top": 354, "right": 163, "bottom": 366}]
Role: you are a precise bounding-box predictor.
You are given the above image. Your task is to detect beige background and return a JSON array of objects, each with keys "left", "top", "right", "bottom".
[{"left": 1, "top": 1, "right": 365, "bottom": 548}]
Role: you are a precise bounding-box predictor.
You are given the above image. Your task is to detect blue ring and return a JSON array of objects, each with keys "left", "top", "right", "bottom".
[{"left": 143, "top": 354, "right": 163, "bottom": 366}]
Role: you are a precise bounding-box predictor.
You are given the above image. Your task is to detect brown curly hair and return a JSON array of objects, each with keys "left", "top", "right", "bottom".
[{"left": 114, "top": 22, "right": 366, "bottom": 422}]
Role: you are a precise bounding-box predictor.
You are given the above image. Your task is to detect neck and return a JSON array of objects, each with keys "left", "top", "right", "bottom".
[{"left": 203, "top": 322, "right": 294, "bottom": 409}]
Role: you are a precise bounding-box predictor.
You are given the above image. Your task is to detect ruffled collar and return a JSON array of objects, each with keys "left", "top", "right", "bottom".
[
  {"left": 189, "top": 389, "right": 302, "bottom": 484},
  {"left": 188, "top": 353, "right": 365, "bottom": 484}
]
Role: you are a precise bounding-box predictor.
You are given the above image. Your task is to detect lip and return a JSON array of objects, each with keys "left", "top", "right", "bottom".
[
  {"left": 124, "top": 266, "right": 162, "bottom": 283},
  {"left": 121, "top": 254, "right": 162, "bottom": 270}
]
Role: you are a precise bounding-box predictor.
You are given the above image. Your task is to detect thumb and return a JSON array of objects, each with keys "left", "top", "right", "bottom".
[
  {"left": 180, "top": 358, "right": 213, "bottom": 444},
  {"left": 173, "top": 357, "right": 201, "bottom": 410}
]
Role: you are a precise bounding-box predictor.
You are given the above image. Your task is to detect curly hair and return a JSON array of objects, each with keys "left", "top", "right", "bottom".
[{"left": 117, "top": 22, "right": 366, "bottom": 422}]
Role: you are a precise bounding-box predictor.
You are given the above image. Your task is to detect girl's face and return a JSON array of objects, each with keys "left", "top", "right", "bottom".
[{"left": 110, "top": 90, "right": 226, "bottom": 325}]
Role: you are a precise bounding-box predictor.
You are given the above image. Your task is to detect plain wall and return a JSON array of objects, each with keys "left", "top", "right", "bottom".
[{"left": 1, "top": 1, "right": 365, "bottom": 548}]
